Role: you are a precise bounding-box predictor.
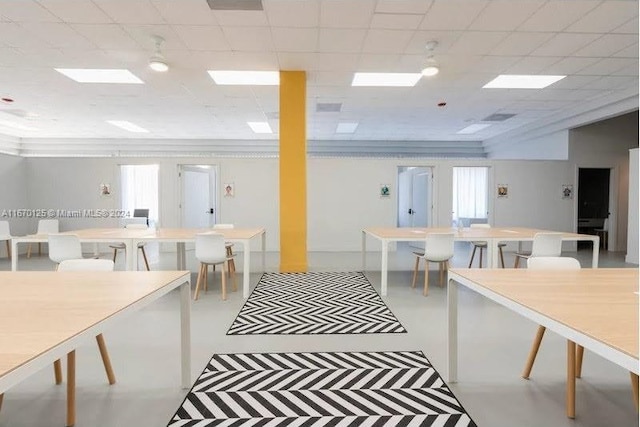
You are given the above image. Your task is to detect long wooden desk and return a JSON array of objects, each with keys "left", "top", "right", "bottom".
[
  {"left": 11, "top": 227, "right": 266, "bottom": 298},
  {"left": 0, "top": 270, "right": 191, "bottom": 426},
  {"left": 447, "top": 268, "right": 638, "bottom": 418},
  {"left": 362, "top": 227, "right": 599, "bottom": 296}
]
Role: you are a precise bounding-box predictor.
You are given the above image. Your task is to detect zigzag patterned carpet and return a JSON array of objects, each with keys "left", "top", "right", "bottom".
[
  {"left": 227, "top": 272, "right": 406, "bottom": 335},
  {"left": 168, "top": 351, "right": 476, "bottom": 426}
]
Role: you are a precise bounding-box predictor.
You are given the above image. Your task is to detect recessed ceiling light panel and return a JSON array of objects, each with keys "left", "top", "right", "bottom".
[
  {"left": 208, "top": 71, "right": 279, "bottom": 85},
  {"left": 483, "top": 74, "right": 566, "bottom": 89},
  {"left": 107, "top": 120, "right": 149, "bottom": 133},
  {"left": 456, "top": 124, "right": 491, "bottom": 134},
  {"left": 55, "top": 69, "right": 144, "bottom": 84},
  {"left": 336, "top": 122, "right": 359, "bottom": 133},
  {"left": 351, "top": 72, "right": 422, "bottom": 87},
  {"left": 247, "top": 121, "right": 272, "bottom": 134}
]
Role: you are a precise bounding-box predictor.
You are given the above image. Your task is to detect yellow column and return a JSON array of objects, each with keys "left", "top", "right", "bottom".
[{"left": 279, "top": 71, "right": 307, "bottom": 272}]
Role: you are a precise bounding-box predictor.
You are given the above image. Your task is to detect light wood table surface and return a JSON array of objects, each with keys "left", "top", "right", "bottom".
[
  {"left": 447, "top": 268, "right": 638, "bottom": 418},
  {"left": 362, "top": 226, "right": 599, "bottom": 296},
  {"left": 0, "top": 271, "right": 191, "bottom": 426},
  {"left": 11, "top": 227, "right": 266, "bottom": 298}
]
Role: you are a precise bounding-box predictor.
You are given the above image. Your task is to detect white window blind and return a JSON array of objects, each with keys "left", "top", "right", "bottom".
[
  {"left": 452, "top": 167, "right": 488, "bottom": 223},
  {"left": 120, "top": 164, "right": 159, "bottom": 223}
]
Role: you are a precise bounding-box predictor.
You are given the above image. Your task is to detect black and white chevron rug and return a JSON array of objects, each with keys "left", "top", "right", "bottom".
[
  {"left": 168, "top": 351, "right": 476, "bottom": 426},
  {"left": 227, "top": 272, "right": 406, "bottom": 335}
]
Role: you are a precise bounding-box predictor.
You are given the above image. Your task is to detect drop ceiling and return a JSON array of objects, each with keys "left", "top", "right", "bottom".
[{"left": 0, "top": 0, "right": 637, "bottom": 152}]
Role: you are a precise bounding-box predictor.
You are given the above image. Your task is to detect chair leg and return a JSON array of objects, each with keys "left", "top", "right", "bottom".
[
  {"left": 140, "top": 247, "right": 150, "bottom": 271},
  {"left": 514, "top": 256, "right": 521, "bottom": 269},
  {"left": 27, "top": 243, "right": 32, "bottom": 258},
  {"left": 204, "top": 264, "right": 209, "bottom": 292},
  {"left": 567, "top": 340, "right": 576, "bottom": 419},
  {"left": 54, "top": 359, "right": 63, "bottom": 384},
  {"left": 468, "top": 246, "right": 477, "bottom": 268},
  {"left": 412, "top": 256, "right": 420, "bottom": 288},
  {"left": 439, "top": 261, "right": 444, "bottom": 287},
  {"left": 0, "top": 393, "right": 3, "bottom": 412},
  {"left": 38, "top": 242, "right": 42, "bottom": 256},
  {"left": 522, "top": 326, "right": 546, "bottom": 379},
  {"left": 478, "top": 247, "right": 484, "bottom": 268},
  {"left": 5, "top": 240, "right": 10, "bottom": 259},
  {"left": 631, "top": 372, "right": 639, "bottom": 410},
  {"left": 67, "top": 350, "right": 76, "bottom": 427},
  {"left": 499, "top": 246, "right": 505, "bottom": 268},
  {"left": 576, "top": 345, "right": 584, "bottom": 378},
  {"left": 230, "top": 260, "right": 237, "bottom": 292},
  {"left": 221, "top": 262, "right": 227, "bottom": 301},
  {"left": 112, "top": 249, "right": 118, "bottom": 263},
  {"left": 95, "top": 334, "right": 116, "bottom": 385},
  {"left": 193, "top": 264, "right": 204, "bottom": 300},
  {"left": 423, "top": 261, "right": 430, "bottom": 296}
]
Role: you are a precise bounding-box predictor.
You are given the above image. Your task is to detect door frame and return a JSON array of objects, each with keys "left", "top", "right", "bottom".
[
  {"left": 178, "top": 164, "right": 220, "bottom": 228},
  {"left": 575, "top": 165, "right": 618, "bottom": 251}
]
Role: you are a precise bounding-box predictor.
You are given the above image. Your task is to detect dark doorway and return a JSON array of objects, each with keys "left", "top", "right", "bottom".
[{"left": 577, "top": 168, "right": 610, "bottom": 249}]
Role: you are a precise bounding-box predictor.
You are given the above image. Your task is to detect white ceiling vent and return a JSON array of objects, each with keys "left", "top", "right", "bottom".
[
  {"left": 316, "top": 103, "right": 342, "bottom": 113},
  {"left": 482, "top": 113, "right": 516, "bottom": 122},
  {"left": 206, "top": 0, "right": 263, "bottom": 10}
]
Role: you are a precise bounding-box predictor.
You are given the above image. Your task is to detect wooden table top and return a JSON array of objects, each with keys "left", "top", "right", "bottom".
[
  {"left": 0, "top": 271, "right": 189, "bottom": 379},
  {"left": 364, "top": 226, "right": 594, "bottom": 240},
  {"left": 16, "top": 227, "right": 266, "bottom": 241},
  {"left": 449, "top": 268, "right": 639, "bottom": 359}
]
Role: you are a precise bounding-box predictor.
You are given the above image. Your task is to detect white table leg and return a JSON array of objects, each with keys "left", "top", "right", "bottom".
[
  {"left": 11, "top": 240, "right": 17, "bottom": 271},
  {"left": 176, "top": 242, "right": 186, "bottom": 270},
  {"left": 591, "top": 237, "right": 599, "bottom": 268},
  {"left": 125, "top": 240, "right": 136, "bottom": 271},
  {"left": 362, "top": 231, "right": 367, "bottom": 271},
  {"left": 447, "top": 277, "right": 458, "bottom": 382},
  {"left": 261, "top": 232, "right": 266, "bottom": 272},
  {"left": 243, "top": 241, "right": 250, "bottom": 298},
  {"left": 92, "top": 243, "right": 99, "bottom": 257},
  {"left": 488, "top": 238, "right": 497, "bottom": 268},
  {"left": 180, "top": 280, "right": 191, "bottom": 389},
  {"left": 381, "top": 240, "right": 388, "bottom": 296}
]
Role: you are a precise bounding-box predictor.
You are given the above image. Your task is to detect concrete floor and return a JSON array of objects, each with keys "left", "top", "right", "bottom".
[{"left": 0, "top": 246, "right": 637, "bottom": 427}]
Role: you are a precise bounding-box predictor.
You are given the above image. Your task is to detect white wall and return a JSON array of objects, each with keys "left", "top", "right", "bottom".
[
  {"left": 569, "top": 112, "right": 639, "bottom": 252},
  {"left": 486, "top": 130, "right": 569, "bottom": 160},
  {"left": 626, "top": 148, "right": 638, "bottom": 264},
  {"left": 0, "top": 154, "right": 29, "bottom": 256}
]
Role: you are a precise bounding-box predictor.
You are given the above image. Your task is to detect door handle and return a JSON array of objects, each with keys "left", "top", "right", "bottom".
[{"left": 207, "top": 208, "right": 214, "bottom": 214}]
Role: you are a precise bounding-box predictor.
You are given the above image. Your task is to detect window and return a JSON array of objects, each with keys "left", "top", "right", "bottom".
[
  {"left": 452, "top": 167, "right": 488, "bottom": 226},
  {"left": 120, "top": 165, "right": 159, "bottom": 224}
]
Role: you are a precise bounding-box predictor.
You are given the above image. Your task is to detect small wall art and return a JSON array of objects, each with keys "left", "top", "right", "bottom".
[
  {"left": 380, "top": 184, "right": 390, "bottom": 198},
  {"left": 223, "top": 182, "right": 234, "bottom": 197},
  {"left": 497, "top": 184, "right": 508, "bottom": 198},
  {"left": 562, "top": 184, "right": 573, "bottom": 200},
  {"left": 100, "top": 183, "right": 111, "bottom": 197}
]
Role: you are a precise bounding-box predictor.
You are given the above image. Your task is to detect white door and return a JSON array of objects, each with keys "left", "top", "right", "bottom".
[
  {"left": 180, "top": 165, "right": 217, "bottom": 228},
  {"left": 397, "top": 167, "right": 433, "bottom": 250},
  {"left": 412, "top": 171, "right": 432, "bottom": 227}
]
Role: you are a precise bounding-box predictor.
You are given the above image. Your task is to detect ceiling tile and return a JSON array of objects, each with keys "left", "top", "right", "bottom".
[
  {"left": 356, "top": 53, "right": 401, "bottom": 70},
  {"left": 314, "top": 53, "right": 359, "bottom": 71},
  {"left": 174, "top": 25, "right": 229, "bottom": 51},
  {"left": 549, "top": 75, "right": 600, "bottom": 90},
  {"left": 277, "top": 52, "right": 318, "bottom": 70},
  {"left": 565, "top": 1, "right": 639, "bottom": 33},
  {"left": 271, "top": 28, "right": 318, "bottom": 52},
  {"left": 490, "top": 32, "right": 553, "bottom": 56},
  {"left": 612, "top": 17, "right": 639, "bottom": 34},
  {"left": 586, "top": 75, "right": 638, "bottom": 90},
  {"left": 531, "top": 33, "right": 600, "bottom": 56},
  {"left": 404, "top": 30, "right": 461, "bottom": 54},
  {"left": 309, "top": 71, "right": 352, "bottom": 86},
  {"left": 370, "top": 13, "right": 422, "bottom": 30},
  {"left": 222, "top": 26, "right": 273, "bottom": 52},
  {"left": 0, "top": 22, "right": 47, "bottom": 48},
  {"left": 0, "top": 0, "right": 61, "bottom": 22},
  {"left": 506, "top": 56, "right": 561, "bottom": 73},
  {"left": 38, "top": 0, "right": 113, "bottom": 24},
  {"left": 93, "top": 0, "right": 166, "bottom": 24},
  {"left": 375, "top": 0, "right": 433, "bottom": 14},
  {"left": 320, "top": 0, "right": 376, "bottom": 28},
  {"left": 448, "top": 31, "right": 509, "bottom": 55},
  {"left": 72, "top": 24, "right": 141, "bottom": 49},
  {"left": 21, "top": 22, "right": 94, "bottom": 49},
  {"left": 420, "top": 0, "right": 488, "bottom": 30},
  {"left": 318, "top": 28, "right": 366, "bottom": 53},
  {"left": 544, "top": 57, "right": 600, "bottom": 74},
  {"left": 468, "top": 0, "right": 543, "bottom": 31},
  {"left": 519, "top": 1, "right": 600, "bottom": 32},
  {"left": 151, "top": 0, "right": 218, "bottom": 25},
  {"left": 264, "top": 0, "right": 319, "bottom": 27},
  {"left": 612, "top": 42, "right": 639, "bottom": 58},
  {"left": 472, "top": 55, "right": 523, "bottom": 73},
  {"left": 212, "top": 10, "right": 268, "bottom": 26},
  {"left": 576, "top": 57, "right": 638, "bottom": 75},
  {"left": 122, "top": 25, "right": 187, "bottom": 50},
  {"left": 575, "top": 34, "right": 638, "bottom": 57},
  {"left": 361, "top": 29, "right": 414, "bottom": 53},
  {"left": 612, "top": 59, "right": 639, "bottom": 76}
]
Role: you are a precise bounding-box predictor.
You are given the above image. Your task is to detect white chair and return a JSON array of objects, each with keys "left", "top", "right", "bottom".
[
  {"left": 467, "top": 223, "right": 506, "bottom": 268},
  {"left": 522, "top": 256, "right": 582, "bottom": 380},
  {"left": 109, "top": 223, "right": 150, "bottom": 270},
  {"left": 27, "top": 219, "right": 59, "bottom": 258},
  {"left": 513, "top": 232, "right": 563, "bottom": 268},
  {"left": 213, "top": 223, "right": 236, "bottom": 276},
  {"left": 594, "top": 218, "right": 609, "bottom": 250},
  {"left": 56, "top": 259, "right": 117, "bottom": 385},
  {"left": 412, "top": 232, "right": 455, "bottom": 296},
  {"left": 193, "top": 232, "right": 236, "bottom": 301},
  {"left": 0, "top": 221, "right": 11, "bottom": 259},
  {"left": 48, "top": 234, "right": 83, "bottom": 268}
]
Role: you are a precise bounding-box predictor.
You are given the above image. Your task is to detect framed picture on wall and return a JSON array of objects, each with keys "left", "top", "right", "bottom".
[
  {"left": 100, "top": 183, "right": 111, "bottom": 197},
  {"left": 380, "top": 184, "right": 390, "bottom": 198},
  {"left": 562, "top": 184, "right": 573, "bottom": 199},
  {"left": 497, "top": 184, "right": 508, "bottom": 198},
  {"left": 224, "top": 182, "right": 234, "bottom": 197}
]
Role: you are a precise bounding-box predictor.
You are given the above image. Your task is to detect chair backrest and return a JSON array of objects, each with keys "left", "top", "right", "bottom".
[
  {"left": 195, "top": 233, "right": 227, "bottom": 262},
  {"left": 133, "top": 209, "right": 149, "bottom": 225},
  {"left": 424, "top": 232, "right": 455, "bottom": 262},
  {"left": 601, "top": 218, "right": 609, "bottom": 231},
  {"left": 48, "top": 234, "right": 83, "bottom": 264},
  {"left": 213, "top": 223, "right": 234, "bottom": 229},
  {"left": 58, "top": 259, "right": 115, "bottom": 271},
  {"left": 470, "top": 223, "right": 490, "bottom": 229},
  {"left": 527, "top": 256, "right": 581, "bottom": 270},
  {"left": 125, "top": 223, "right": 148, "bottom": 230},
  {"left": 37, "top": 219, "right": 59, "bottom": 234},
  {"left": 0, "top": 221, "right": 10, "bottom": 238},
  {"left": 530, "top": 233, "right": 563, "bottom": 257}
]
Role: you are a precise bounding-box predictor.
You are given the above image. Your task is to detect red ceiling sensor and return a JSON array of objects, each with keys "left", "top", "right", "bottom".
[{"left": 1, "top": 97, "right": 14, "bottom": 103}]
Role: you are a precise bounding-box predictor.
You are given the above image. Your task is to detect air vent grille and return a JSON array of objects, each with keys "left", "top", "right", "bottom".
[
  {"left": 206, "top": 0, "right": 263, "bottom": 11},
  {"left": 316, "top": 103, "right": 342, "bottom": 113},
  {"left": 482, "top": 113, "right": 516, "bottom": 122}
]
